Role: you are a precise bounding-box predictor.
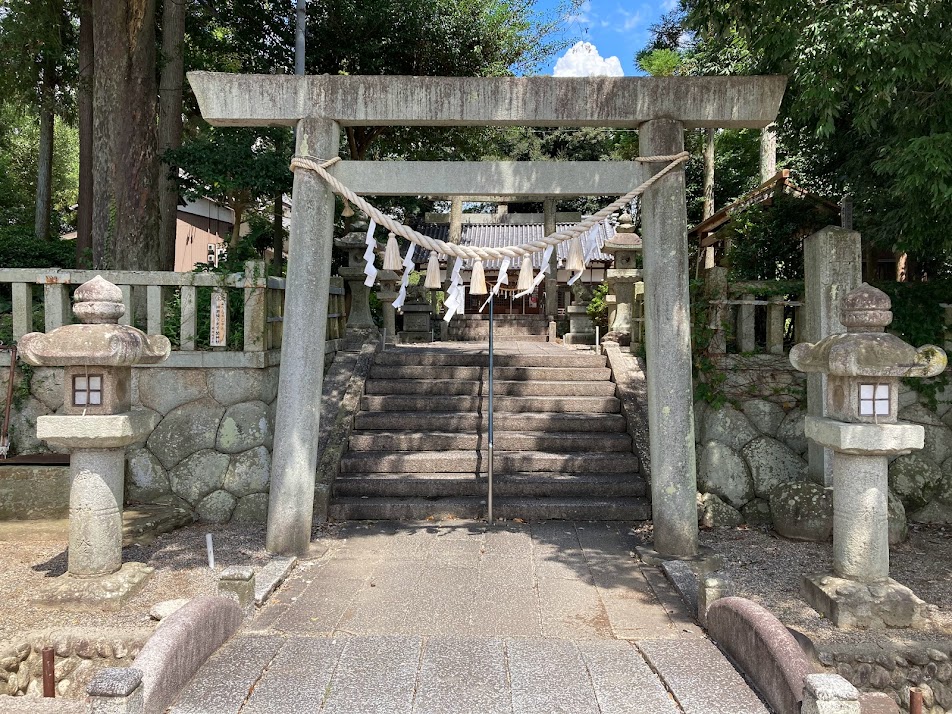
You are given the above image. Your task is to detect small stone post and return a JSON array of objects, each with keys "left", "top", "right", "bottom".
[
  {"left": 602, "top": 213, "right": 642, "bottom": 346},
  {"left": 640, "top": 118, "right": 698, "bottom": 558},
  {"left": 397, "top": 286, "right": 434, "bottom": 343},
  {"left": 564, "top": 303, "right": 595, "bottom": 345},
  {"left": 88, "top": 667, "right": 145, "bottom": 714},
  {"left": 377, "top": 269, "right": 399, "bottom": 340},
  {"left": 791, "top": 284, "right": 946, "bottom": 628},
  {"left": 268, "top": 117, "right": 340, "bottom": 556},
  {"left": 803, "top": 227, "right": 861, "bottom": 486},
  {"left": 19, "top": 276, "right": 170, "bottom": 606}
]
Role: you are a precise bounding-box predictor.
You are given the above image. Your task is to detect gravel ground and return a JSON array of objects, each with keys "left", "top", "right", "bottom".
[
  {"left": 687, "top": 522, "right": 952, "bottom": 648},
  {"left": 0, "top": 521, "right": 279, "bottom": 645}
]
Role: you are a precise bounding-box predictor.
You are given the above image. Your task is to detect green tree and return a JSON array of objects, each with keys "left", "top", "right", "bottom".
[
  {"left": 0, "top": 0, "right": 77, "bottom": 239},
  {"left": 168, "top": 126, "right": 293, "bottom": 251},
  {"left": 684, "top": 0, "right": 952, "bottom": 259}
]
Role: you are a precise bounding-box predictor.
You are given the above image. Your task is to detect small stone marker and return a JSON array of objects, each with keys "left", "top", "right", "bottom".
[
  {"left": 790, "top": 284, "right": 946, "bottom": 628},
  {"left": 88, "top": 666, "right": 144, "bottom": 714},
  {"left": 219, "top": 565, "right": 256, "bottom": 614},
  {"left": 19, "top": 276, "right": 171, "bottom": 608},
  {"left": 801, "top": 673, "right": 860, "bottom": 714}
]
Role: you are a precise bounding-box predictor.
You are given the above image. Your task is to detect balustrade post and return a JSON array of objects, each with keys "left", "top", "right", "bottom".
[
  {"left": 146, "top": 285, "right": 166, "bottom": 336},
  {"left": 44, "top": 282, "right": 71, "bottom": 331},
  {"left": 11, "top": 283, "right": 33, "bottom": 341},
  {"left": 180, "top": 285, "right": 197, "bottom": 350},
  {"left": 737, "top": 293, "right": 756, "bottom": 353},
  {"left": 243, "top": 260, "right": 267, "bottom": 352},
  {"left": 767, "top": 295, "right": 785, "bottom": 355},
  {"left": 705, "top": 267, "right": 728, "bottom": 356}
]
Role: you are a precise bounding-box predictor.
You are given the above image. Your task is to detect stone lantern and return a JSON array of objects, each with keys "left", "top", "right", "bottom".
[
  {"left": 790, "top": 283, "right": 946, "bottom": 628},
  {"left": 19, "top": 276, "right": 170, "bottom": 607},
  {"left": 335, "top": 223, "right": 377, "bottom": 331},
  {"left": 602, "top": 213, "right": 643, "bottom": 345}
]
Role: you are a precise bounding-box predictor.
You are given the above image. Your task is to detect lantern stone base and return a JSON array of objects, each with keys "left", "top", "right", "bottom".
[
  {"left": 801, "top": 574, "right": 935, "bottom": 630},
  {"left": 34, "top": 562, "right": 154, "bottom": 611}
]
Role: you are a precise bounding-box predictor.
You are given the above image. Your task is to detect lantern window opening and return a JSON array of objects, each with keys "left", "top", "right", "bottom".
[
  {"left": 73, "top": 373, "right": 103, "bottom": 408},
  {"left": 859, "top": 383, "right": 889, "bottom": 421}
]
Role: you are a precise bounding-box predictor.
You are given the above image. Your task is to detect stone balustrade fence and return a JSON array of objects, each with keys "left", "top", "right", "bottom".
[{"left": 0, "top": 263, "right": 347, "bottom": 367}]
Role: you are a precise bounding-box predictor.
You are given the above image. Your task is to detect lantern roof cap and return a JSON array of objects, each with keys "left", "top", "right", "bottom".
[
  {"left": 790, "top": 284, "right": 946, "bottom": 378},
  {"left": 16, "top": 276, "right": 170, "bottom": 368}
]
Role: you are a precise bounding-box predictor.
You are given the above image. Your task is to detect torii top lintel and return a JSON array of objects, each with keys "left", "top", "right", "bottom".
[{"left": 188, "top": 72, "right": 786, "bottom": 130}]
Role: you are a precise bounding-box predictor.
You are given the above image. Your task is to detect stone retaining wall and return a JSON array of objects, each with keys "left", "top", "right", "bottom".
[
  {"left": 817, "top": 642, "right": 952, "bottom": 714},
  {"left": 0, "top": 628, "right": 149, "bottom": 698},
  {"left": 1, "top": 364, "right": 282, "bottom": 524},
  {"left": 695, "top": 367, "right": 952, "bottom": 532}
]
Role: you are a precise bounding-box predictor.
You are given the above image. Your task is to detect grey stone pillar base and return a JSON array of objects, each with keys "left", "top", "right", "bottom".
[
  {"left": 601, "top": 330, "right": 631, "bottom": 347},
  {"left": 34, "top": 561, "right": 153, "bottom": 611},
  {"left": 636, "top": 544, "right": 724, "bottom": 575},
  {"left": 801, "top": 574, "right": 935, "bottom": 629}
]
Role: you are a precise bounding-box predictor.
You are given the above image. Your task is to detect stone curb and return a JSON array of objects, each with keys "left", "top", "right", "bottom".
[
  {"left": 314, "top": 336, "right": 380, "bottom": 521},
  {"left": 254, "top": 556, "right": 297, "bottom": 606},
  {"left": 131, "top": 595, "right": 243, "bottom": 714},
  {"left": 602, "top": 344, "right": 651, "bottom": 477},
  {"left": 706, "top": 596, "right": 814, "bottom": 714}
]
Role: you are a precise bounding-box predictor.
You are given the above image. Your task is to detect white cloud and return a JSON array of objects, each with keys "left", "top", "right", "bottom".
[{"left": 552, "top": 41, "right": 624, "bottom": 77}]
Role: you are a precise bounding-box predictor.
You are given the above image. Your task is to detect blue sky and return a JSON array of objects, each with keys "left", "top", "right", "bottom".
[{"left": 534, "top": 0, "right": 676, "bottom": 77}]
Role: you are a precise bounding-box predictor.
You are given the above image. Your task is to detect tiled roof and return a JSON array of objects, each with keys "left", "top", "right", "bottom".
[{"left": 414, "top": 222, "right": 616, "bottom": 270}]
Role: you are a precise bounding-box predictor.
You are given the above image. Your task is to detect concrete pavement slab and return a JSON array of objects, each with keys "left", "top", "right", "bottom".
[
  {"left": 412, "top": 636, "right": 512, "bottom": 714},
  {"left": 507, "top": 638, "right": 600, "bottom": 714},
  {"left": 638, "top": 637, "right": 769, "bottom": 714},
  {"left": 169, "top": 635, "right": 283, "bottom": 714},
  {"left": 322, "top": 635, "right": 423, "bottom": 714},
  {"left": 577, "top": 640, "right": 682, "bottom": 714},
  {"left": 538, "top": 577, "right": 613, "bottom": 640},
  {"left": 241, "top": 637, "right": 346, "bottom": 714}
]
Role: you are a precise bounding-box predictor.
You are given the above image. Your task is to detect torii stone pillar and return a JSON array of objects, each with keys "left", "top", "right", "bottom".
[
  {"left": 640, "top": 119, "right": 698, "bottom": 558},
  {"left": 267, "top": 118, "right": 340, "bottom": 555}
]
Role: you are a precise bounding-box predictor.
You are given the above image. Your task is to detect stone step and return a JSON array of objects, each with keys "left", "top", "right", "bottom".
[
  {"left": 369, "top": 365, "right": 613, "bottom": 381},
  {"left": 353, "top": 411, "right": 629, "bottom": 433},
  {"left": 447, "top": 334, "right": 549, "bottom": 343},
  {"left": 363, "top": 379, "right": 617, "bottom": 397},
  {"left": 375, "top": 351, "right": 606, "bottom": 368},
  {"left": 328, "top": 496, "right": 650, "bottom": 521},
  {"left": 339, "top": 450, "right": 639, "bottom": 474},
  {"left": 360, "top": 395, "right": 621, "bottom": 413},
  {"left": 333, "top": 472, "right": 646, "bottom": 498},
  {"left": 347, "top": 430, "right": 632, "bottom": 452}
]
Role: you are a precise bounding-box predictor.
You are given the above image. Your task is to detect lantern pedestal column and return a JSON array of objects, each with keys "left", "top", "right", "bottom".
[{"left": 799, "top": 419, "right": 935, "bottom": 629}]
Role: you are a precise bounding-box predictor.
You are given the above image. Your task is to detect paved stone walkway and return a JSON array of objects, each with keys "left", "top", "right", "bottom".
[{"left": 171, "top": 521, "right": 769, "bottom": 713}]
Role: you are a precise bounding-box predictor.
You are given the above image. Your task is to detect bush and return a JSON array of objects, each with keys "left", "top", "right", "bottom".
[{"left": 0, "top": 226, "right": 75, "bottom": 269}]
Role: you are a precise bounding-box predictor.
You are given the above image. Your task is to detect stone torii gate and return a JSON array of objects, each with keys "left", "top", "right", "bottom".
[{"left": 189, "top": 72, "right": 785, "bottom": 558}]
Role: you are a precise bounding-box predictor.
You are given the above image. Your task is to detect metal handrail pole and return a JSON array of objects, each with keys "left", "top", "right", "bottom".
[{"left": 488, "top": 294, "right": 494, "bottom": 524}]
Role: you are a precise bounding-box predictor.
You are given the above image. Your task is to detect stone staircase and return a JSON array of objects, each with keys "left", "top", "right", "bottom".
[
  {"left": 329, "top": 344, "right": 649, "bottom": 521},
  {"left": 445, "top": 314, "right": 549, "bottom": 342}
]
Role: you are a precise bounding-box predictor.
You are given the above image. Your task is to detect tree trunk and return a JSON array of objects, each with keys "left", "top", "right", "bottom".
[
  {"left": 34, "top": 71, "right": 54, "bottom": 241},
  {"left": 157, "top": 0, "right": 186, "bottom": 271},
  {"left": 702, "top": 128, "right": 715, "bottom": 220},
  {"left": 76, "top": 0, "right": 94, "bottom": 265},
  {"left": 229, "top": 203, "right": 246, "bottom": 251},
  {"left": 92, "top": 0, "right": 160, "bottom": 270},
  {"left": 759, "top": 123, "right": 777, "bottom": 184}
]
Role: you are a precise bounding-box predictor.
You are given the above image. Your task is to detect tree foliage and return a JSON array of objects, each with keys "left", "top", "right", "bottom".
[{"left": 684, "top": 0, "right": 952, "bottom": 258}]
